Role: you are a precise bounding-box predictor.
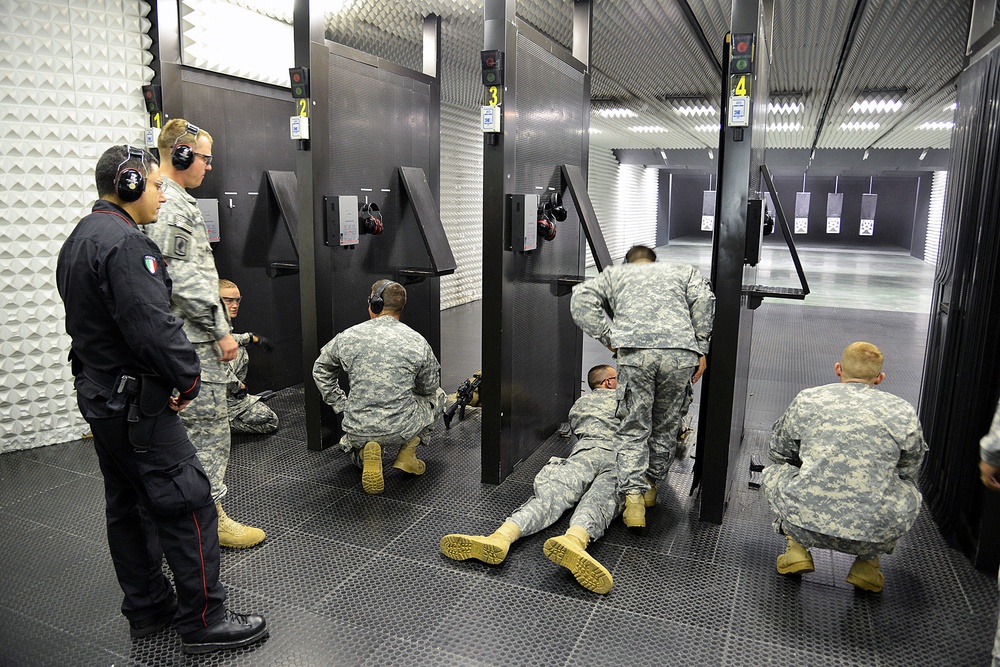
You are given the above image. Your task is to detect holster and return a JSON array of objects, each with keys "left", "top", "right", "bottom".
[{"left": 128, "top": 375, "right": 174, "bottom": 452}]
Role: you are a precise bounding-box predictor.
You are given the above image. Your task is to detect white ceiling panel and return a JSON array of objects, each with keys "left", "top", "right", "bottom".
[{"left": 310, "top": 0, "right": 972, "bottom": 152}]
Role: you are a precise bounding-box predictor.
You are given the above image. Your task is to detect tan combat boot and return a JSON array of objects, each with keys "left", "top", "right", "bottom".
[
  {"left": 392, "top": 436, "right": 426, "bottom": 475},
  {"left": 623, "top": 494, "right": 646, "bottom": 531},
  {"left": 361, "top": 441, "right": 383, "bottom": 494},
  {"left": 643, "top": 477, "right": 657, "bottom": 508},
  {"left": 846, "top": 556, "right": 884, "bottom": 592},
  {"left": 776, "top": 535, "right": 815, "bottom": 575},
  {"left": 216, "top": 503, "right": 265, "bottom": 549},
  {"left": 439, "top": 521, "right": 521, "bottom": 565},
  {"left": 543, "top": 525, "right": 614, "bottom": 594}
]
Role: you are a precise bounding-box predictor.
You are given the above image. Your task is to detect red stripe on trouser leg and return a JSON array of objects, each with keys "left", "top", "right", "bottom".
[{"left": 192, "top": 511, "right": 210, "bottom": 627}]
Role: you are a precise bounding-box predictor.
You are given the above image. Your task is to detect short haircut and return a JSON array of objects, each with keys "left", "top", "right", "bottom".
[
  {"left": 158, "top": 118, "right": 213, "bottom": 160},
  {"left": 371, "top": 279, "right": 406, "bottom": 313},
  {"left": 219, "top": 279, "right": 238, "bottom": 291},
  {"left": 95, "top": 145, "right": 158, "bottom": 198},
  {"left": 625, "top": 245, "right": 657, "bottom": 263},
  {"left": 587, "top": 364, "right": 616, "bottom": 389},
  {"left": 840, "top": 342, "right": 884, "bottom": 380}
]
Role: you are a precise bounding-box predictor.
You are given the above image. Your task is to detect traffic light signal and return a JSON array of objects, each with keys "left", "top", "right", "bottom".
[
  {"left": 141, "top": 84, "right": 162, "bottom": 114},
  {"left": 730, "top": 33, "right": 754, "bottom": 74},
  {"left": 481, "top": 50, "right": 503, "bottom": 86},
  {"left": 289, "top": 67, "right": 310, "bottom": 98}
]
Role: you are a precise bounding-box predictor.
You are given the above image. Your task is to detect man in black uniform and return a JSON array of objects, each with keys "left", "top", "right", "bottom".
[{"left": 55, "top": 145, "right": 267, "bottom": 654}]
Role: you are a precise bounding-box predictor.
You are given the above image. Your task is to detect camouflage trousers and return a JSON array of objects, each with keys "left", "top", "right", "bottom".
[
  {"left": 508, "top": 447, "right": 622, "bottom": 541},
  {"left": 615, "top": 348, "right": 696, "bottom": 495},
  {"left": 229, "top": 396, "right": 279, "bottom": 435},
  {"left": 179, "top": 380, "right": 230, "bottom": 502},
  {"left": 343, "top": 424, "right": 436, "bottom": 469},
  {"left": 773, "top": 519, "right": 897, "bottom": 561}
]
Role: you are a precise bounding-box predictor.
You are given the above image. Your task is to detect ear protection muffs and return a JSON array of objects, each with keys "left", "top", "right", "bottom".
[
  {"left": 115, "top": 145, "right": 147, "bottom": 203},
  {"left": 171, "top": 122, "right": 202, "bottom": 171},
  {"left": 368, "top": 280, "right": 397, "bottom": 314},
  {"left": 537, "top": 217, "right": 557, "bottom": 241},
  {"left": 545, "top": 192, "right": 567, "bottom": 222}
]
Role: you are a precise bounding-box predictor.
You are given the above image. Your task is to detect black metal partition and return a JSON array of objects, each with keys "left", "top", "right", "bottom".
[
  {"left": 301, "top": 42, "right": 448, "bottom": 450},
  {"left": 693, "top": 0, "right": 772, "bottom": 523},
  {"left": 482, "top": 3, "right": 593, "bottom": 483},
  {"left": 176, "top": 70, "right": 302, "bottom": 392},
  {"left": 919, "top": 37, "right": 1000, "bottom": 572}
]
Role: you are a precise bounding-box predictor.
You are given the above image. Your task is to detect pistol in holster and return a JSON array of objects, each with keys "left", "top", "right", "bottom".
[{"left": 126, "top": 375, "right": 174, "bottom": 453}]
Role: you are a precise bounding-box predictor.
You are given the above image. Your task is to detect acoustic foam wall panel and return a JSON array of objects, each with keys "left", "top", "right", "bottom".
[{"left": 0, "top": 0, "right": 153, "bottom": 451}]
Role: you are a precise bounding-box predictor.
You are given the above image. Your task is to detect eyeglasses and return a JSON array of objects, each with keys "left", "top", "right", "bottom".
[
  {"left": 193, "top": 151, "right": 214, "bottom": 166},
  {"left": 221, "top": 297, "right": 242, "bottom": 305}
]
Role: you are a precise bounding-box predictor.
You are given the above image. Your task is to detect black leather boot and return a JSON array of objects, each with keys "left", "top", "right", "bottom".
[{"left": 181, "top": 609, "right": 268, "bottom": 654}]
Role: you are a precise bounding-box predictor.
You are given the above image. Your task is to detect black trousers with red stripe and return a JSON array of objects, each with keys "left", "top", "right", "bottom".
[{"left": 83, "top": 401, "right": 226, "bottom": 635}]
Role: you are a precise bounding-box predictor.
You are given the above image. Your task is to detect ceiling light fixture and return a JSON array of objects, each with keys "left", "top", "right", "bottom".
[
  {"left": 863, "top": 149, "right": 870, "bottom": 160},
  {"left": 768, "top": 122, "right": 802, "bottom": 132},
  {"left": 851, "top": 99, "right": 903, "bottom": 113},
  {"left": 628, "top": 125, "right": 667, "bottom": 134},
  {"left": 919, "top": 149, "right": 928, "bottom": 160},
  {"left": 768, "top": 101, "right": 802, "bottom": 115},
  {"left": 841, "top": 121, "right": 880, "bottom": 131},
  {"left": 918, "top": 121, "right": 955, "bottom": 130},
  {"left": 660, "top": 150, "right": 668, "bottom": 160},
  {"left": 674, "top": 105, "right": 716, "bottom": 117},
  {"left": 708, "top": 148, "right": 714, "bottom": 160},
  {"left": 596, "top": 108, "right": 638, "bottom": 118}
]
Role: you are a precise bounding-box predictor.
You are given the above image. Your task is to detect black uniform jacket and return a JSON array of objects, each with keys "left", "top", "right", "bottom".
[{"left": 56, "top": 200, "right": 201, "bottom": 416}]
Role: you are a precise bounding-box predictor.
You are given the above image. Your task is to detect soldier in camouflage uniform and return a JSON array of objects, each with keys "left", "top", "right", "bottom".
[
  {"left": 570, "top": 245, "right": 714, "bottom": 531},
  {"left": 761, "top": 342, "right": 926, "bottom": 593},
  {"left": 219, "top": 280, "right": 278, "bottom": 435},
  {"left": 440, "top": 365, "right": 623, "bottom": 594},
  {"left": 312, "top": 280, "right": 444, "bottom": 494},
  {"left": 143, "top": 119, "right": 265, "bottom": 549},
  {"left": 978, "top": 398, "right": 1000, "bottom": 665}
]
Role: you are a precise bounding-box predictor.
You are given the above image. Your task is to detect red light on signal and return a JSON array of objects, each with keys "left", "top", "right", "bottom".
[
  {"left": 485, "top": 57, "right": 495, "bottom": 67},
  {"left": 736, "top": 42, "right": 748, "bottom": 53}
]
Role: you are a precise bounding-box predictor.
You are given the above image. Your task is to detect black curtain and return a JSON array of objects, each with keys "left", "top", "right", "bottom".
[{"left": 919, "top": 44, "right": 1000, "bottom": 570}]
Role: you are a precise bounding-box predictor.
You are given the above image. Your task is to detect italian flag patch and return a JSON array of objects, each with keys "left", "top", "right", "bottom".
[{"left": 143, "top": 255, "right": 158, "bottom": 275}]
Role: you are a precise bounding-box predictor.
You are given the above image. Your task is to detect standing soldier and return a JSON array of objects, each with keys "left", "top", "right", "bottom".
[
  {"left": 571, "top": 245, "right": 715, "bottom": 531},
  {"left": 312, "top": 280, "right": 445, "bottom": 494},
  {"left": 56, "top": 145, "right": 267, "bottom": 653},
  {"left": 143, "top": 119, "right": 265, "bottom": 548}
]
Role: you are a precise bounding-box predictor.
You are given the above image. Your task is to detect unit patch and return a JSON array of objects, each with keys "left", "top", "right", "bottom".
[
  {"left": 173, "top": 235, "right": 189, "bottom": 258},
  {"left": 143, "top": 255, "right": 158, "bottom": 275}
]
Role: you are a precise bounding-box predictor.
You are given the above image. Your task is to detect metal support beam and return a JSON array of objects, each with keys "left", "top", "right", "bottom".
[
  {"left": 808, "top": 0, "right": 869, "bottom": 155},
  {"left": 481, "top": 0, "right": 516, "bottom": 483},
  {"left": 573, "top": 0, "right": 592, "bottom": 68},
  {"left": 294, "top": 0, "right": 330, "bottom": 451},
  {"left": 675, "top": 0, "right": 722, "bottom": 75},
  {"left": 152, "top": 0, "right": 183, "bottom": 121},
  {"left": 968, "top": 0, "right": 998, "bottom": 55},
  {"left": 423, "top": 14, "right": 441, "bottom": 78}
]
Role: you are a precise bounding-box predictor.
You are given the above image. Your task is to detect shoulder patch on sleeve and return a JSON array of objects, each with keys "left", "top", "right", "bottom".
[
  {"left": 160, "top": 227, "right": 195, "bottom": 260},
  {"left": 143, "top": 254, "right": 159, "bottom": 275}
]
